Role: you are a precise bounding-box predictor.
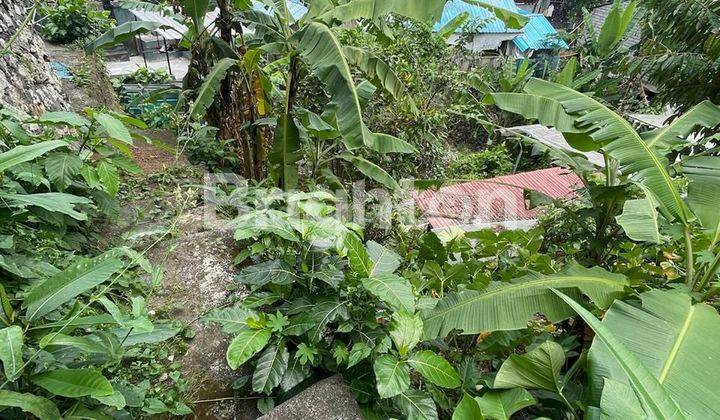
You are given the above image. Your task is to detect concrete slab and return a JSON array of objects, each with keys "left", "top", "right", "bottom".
[{"left": 259, "top": 375, "right": 363, "bottom": 420}]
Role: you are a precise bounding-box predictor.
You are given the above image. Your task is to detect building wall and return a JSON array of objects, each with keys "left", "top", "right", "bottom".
[
  {"left": 447, "top": 33, "right": 519, "bottom": 52},
  {"left": 0, "top": 0, "right": 65, "bottom": 115}
]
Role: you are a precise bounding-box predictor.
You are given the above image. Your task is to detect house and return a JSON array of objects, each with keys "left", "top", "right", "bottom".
[
  {"left": 435, "top": 0, "right": 568, "bottom": 57},
  {"left": 413, "top": 167, "right": 583, "bottom": 231}
]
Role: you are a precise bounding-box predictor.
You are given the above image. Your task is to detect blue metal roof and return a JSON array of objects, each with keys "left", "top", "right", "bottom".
[
  {"left": 433, "top": 0, "right": 522, "bottom": 34},
  {"left": 513, "top": 11, "right": 568, "bottom": 52},
  {"left": 434, "top": 1, "right": 567, "bottom": 51}
]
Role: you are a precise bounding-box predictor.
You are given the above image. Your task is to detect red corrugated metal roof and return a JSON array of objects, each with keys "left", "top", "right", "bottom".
[{"left": 413, "top": 167, "right": 583, "bottom": 229}]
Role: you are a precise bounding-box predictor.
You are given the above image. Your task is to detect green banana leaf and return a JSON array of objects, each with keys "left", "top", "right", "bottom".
[
  {"left": 188, "top": 58, "right": 238, "bottom": 121},
  {"left": 269, "top": 115, "right": 302, "bottom": 190},
  {"left": 422, "top": 263, "right": 629, "bottom": 338},
  {"left": 342, "top": 46, "right": 418, "bottom": 115},
  {"left": 553, "top": 289, "right": 687, "bottom": 420},
  {"left": 495, "top": 78, "right": 693, "bottom": 225},
  {"left": 85, "top": 21, "right": 166, "bottom": 53},
  {"left": 316, "top": 0, "right": 447, "bottom": 25},
  {"left": 587, "top": 289, "right": 720, "bottom": 419},
  {"left": 296, "top": 23, "right": 373, "bottom": 149},
  {"left": 683, "top": 156, "right": 720, "bottom": 246}
]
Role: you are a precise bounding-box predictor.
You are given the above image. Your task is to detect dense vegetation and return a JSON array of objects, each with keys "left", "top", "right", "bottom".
[{"left": 1, "top": 0, "right": 720, "bottom": 418}]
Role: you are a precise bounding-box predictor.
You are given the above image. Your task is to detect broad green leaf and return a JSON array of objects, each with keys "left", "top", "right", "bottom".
[
  {"left": 588, "top": 289, "right": 720, "bottom": 418},
  {"left": 39, "top": 333, "right": 107, "bottom": 354},
  {"left": 393, "top": 389, "right": 439, "bottom": 420},
  {"left": 342, "top": 46, "right": 418, "bottom": 115},
  {"left": 476, "top": 388, "right": 536, "bottom": 420},
  {"left": 0, "top": 192, "right": 91, "bottom": 220},
  {"left": 109, "top": 155, "right": 142, "bottom": 174},
  {"left": 616, "top": 197, "right": 664, "bottom": 244},
  {"left": 520, "top": 78, "right": 692, "bottom": 225},
  {"left": 94, "top": 389, "right": 127, "bottom": 410},
  {"left": 312, "top": 265, "right": 343, "bottom": 289},
  {"left": 374, "top": 354, "right": 410, "bottom": 398},
  {"left": 95, "top": 113, "right": 132, "bottom": 144},
  {"left": 269, "top": 114, "right": 302, "bottom": 190},
  {"left": 347, "top": 342, "right": 372, "bottom": 368},
  {"left": 599, "top": 378, "right": 645, "bottom": 420},
  {"left": 345, "top": 233, "right": 372, "bottom": 277},
  {"left": 489, "top": 93, "right": 588, "bottom": 134},
  {"left": 97, "top": 160, "right": 119, "bottom": 196},
  {"left": 555, "top": 57, "right": 578, "bottom": 87},
  {"left": 494, "top": 341, "right": 565, "bottom": 393},
  {"left": 408, "top": 350, "right": 461, "bottom": 389},
  {"left": 286, "top": 298, "right": 348, "bottom": 343},
  {"left": 595, "top": 0, "right": 636, "bottom": 57},
  {"left": 463, "top": 0, "right": 529, "bottom": 29},
  {"left": 202, "top": 305, "right": 255, "bottom": 333},
  {"left": 389, "top": 311, "right": 423, "bottom": 357},
  {"left": 0, "top": 141, "right": 67, "bottom": 172},
  {"left": 37, "top": 111, "right": 90, "bottom": 127},
  {"left": 553, "top": 289, "right": 687, "bottom": 420},
  {"left": 252, "top": 341, "right": 289, "bottom": 394},
  {"left": 683, "top": 156, "right": 720, "bottom": 245},
  {"left": 189, "top": 58, "right": 237, "bottom": 121},
  {"left": 422, "top": 263, "right": 628, "bottom": 338},
  {"left": 182, "top": 0, "right": 210, "bottom": 32},
  {"left": 31, "top": 368, "right": 113, "bottom": 398},
  {"left": 0, "top": 326, "right": 23, "bottom": 380},
  {"left": 367, "top": 240, "right": 401, "bottom": 276},
  {"left": 226, "top": 328, "right": 271, "bottom": 369},
  {"left": 317, "top": 0, "right": 447, "bottom": 25},
  {"left": 111, "top": 322, "right": 180, "bottom": 346},
  {"left": 439, "top": 11, "right": 470, "bottom": 39},
  {"left": 235, "top": 260, "right": 300, "bottom": 290},
  {"left": 369, "top": 133, "right": 417, "bottom": 154},
  {"left": 362, "top": 273, "right": 415, "bottom": 313},
  {"left": 85, "top": 21, "right": 164, "bottom": 52},
  {"left": 340, "top": 153, "right": 400, "bottom": 190},
  {"left": 44, "top": 152, "right": 82, "bottom": 190},
  {"left": 234, "top": 209, "right": 299, "bottom": 242},
  {"left": 644, "top": 101, "right": 720, "bottom": 152},
  {"left": 295, "top": 23, "right": 373, "bottom": 149},
  {"left": 452, "top": 393, "right": 485, "bottom": 420},
  {"left": 0, "top": 390, "right": 60, "bottom": 420},
  {"left": 25, "top": 251, "right": 124, "bottom": 321}
]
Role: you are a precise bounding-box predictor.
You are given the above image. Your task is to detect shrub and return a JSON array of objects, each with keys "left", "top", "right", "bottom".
[
  {"left": 41, "top": 0, "right": 114, "bottom": 44},
  {"left": 138, "top": 102, "right": 180, "bottom": 129},
  {"left": 447, "top": 145, "right": 514, "bottom": 179},
  {"left": 125, "top": 67, "right": 173, "bottom": 85}
]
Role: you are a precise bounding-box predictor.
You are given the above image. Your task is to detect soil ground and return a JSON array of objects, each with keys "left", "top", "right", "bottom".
[{"left": 49, "top": 43, "right": 259, "bottom": 419}]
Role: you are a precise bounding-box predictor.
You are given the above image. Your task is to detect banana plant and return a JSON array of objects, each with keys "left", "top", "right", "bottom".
[
  {"left": 489, "top": 78, "right": 720, "bottom": 292},
  {"left": 227, "top": 0, "right": 449, "bottom": 190},
  {"left": 98, "top": 0, "right": 530, "bottom": 190},
  {"left": 555, "top": 288, "right": 720, "bottom": 419}
]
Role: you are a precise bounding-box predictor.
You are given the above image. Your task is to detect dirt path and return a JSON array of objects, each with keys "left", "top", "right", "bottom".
[
  {"left": 48, "top": 43, "right": 256, "bottom": 419},
  {"left": 114, "top": 136, "right": 258, "bottom": 419}
]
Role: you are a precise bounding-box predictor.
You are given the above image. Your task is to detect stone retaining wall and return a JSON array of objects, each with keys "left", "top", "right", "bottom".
[{"left": 0, "top": 0, "right": 65, "bottom": 115}]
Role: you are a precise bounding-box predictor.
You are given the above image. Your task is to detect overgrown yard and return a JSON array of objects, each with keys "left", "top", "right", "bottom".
[{"left": 1, "top": 0, "right": 720, "bottom": 419}]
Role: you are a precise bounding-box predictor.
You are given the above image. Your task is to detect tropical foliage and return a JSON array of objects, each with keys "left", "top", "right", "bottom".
[
  {"left": 40, "top": 0, "right": 115, "bottom": 44},
  {"left": 3, "top": 0, "right": 720, "bottom": 418}
]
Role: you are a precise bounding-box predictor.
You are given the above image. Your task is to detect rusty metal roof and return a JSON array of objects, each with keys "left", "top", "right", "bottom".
[{"left": 414, "top": 167, "right": 582, "bottom": 230}]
